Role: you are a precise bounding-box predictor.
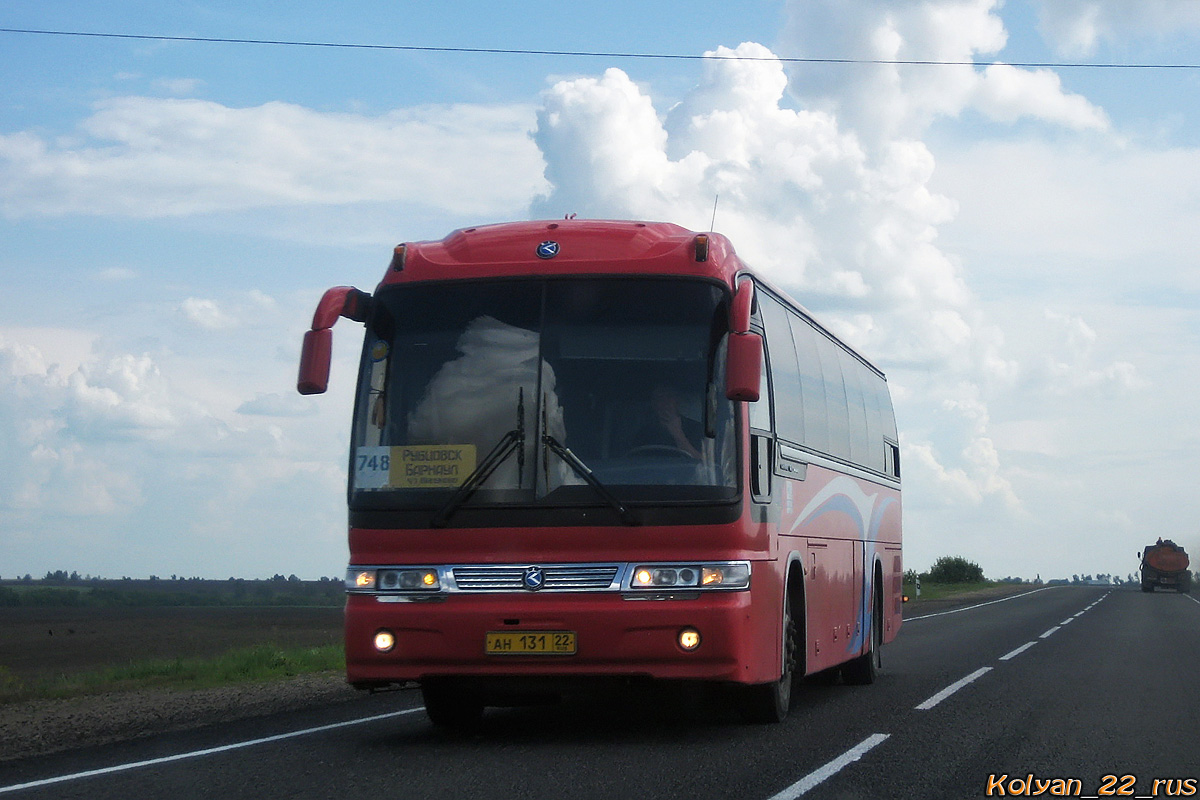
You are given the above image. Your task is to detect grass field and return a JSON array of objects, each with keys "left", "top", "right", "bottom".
[
  {"left": 0, "top": 605, "right": 344, "bottom": 704},
  {"left": 902, "top": 579, "right": 1018, "bottom": 602},
  {"left": 0, "top": 581, "right": 1040, "bottom": 705}
]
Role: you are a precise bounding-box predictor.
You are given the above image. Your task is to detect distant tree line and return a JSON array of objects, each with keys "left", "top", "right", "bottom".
[
  {"left": 902, "top": 556, "right": 1200, "bottom": 587},
  {"left": 0, "top": 574, "right": 345, "bottom": 608}
]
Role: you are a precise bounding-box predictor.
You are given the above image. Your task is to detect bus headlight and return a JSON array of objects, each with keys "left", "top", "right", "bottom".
[
  {"left": 628, "top": 562, "right": 750, "bottom": 591},
  {"left": 377, "top": 569, "right": 440, "bottom": 592},
  {"left": 346, "top": 567, "right": 441, "bottom": 593},
  {"left": 346, "top": 569, "right": 376, "bottom": 591}
]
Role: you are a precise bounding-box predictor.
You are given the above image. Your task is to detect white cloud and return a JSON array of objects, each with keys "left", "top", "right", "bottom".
[
  {"left": 152, "top": 77, "right": 206, "bottom": 95},
  {"left": 96, "top": 267, "right": 137, "bottom": 282},
  {"left": 781, "top": 0, "right": 1106, "bottom": 142},
  {"left": 932, "top": 137, "right": 1200, "bottom": 284},
  {"left": 236, "top": 392, "right": 318, "bottom": 417},
  {"left": 0, "top": 98, "right": 548, "bottom": 219},
  {"left": 64, "top": 354, "right": 178, "bottom": 441},
  {"left": 973, "top": 64, "right": 1108, "bottom": 130},
  {"left": 1032, "top": 310, "right": 1144, "bottom": 395},
  {"left": 1034, "top": 0, "right": 1200, "bottom": 55},
  {"left": 180, "top": 297, "right": 237, "bottom": 330},
  {"left": 0, "top": 309, "right": 355, "bottom": 577}
]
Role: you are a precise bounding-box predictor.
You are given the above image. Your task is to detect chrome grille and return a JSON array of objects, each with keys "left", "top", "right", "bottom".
[{"left": 451, "top": 564, "right": 622, "bottom": 592}]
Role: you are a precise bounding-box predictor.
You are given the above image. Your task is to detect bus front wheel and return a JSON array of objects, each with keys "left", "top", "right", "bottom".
[
  {"left": 421, "top": 678, "right": 484, "bottom": 728},
  {"left": 740, "top": 589, "right": 797, "bottom": 723}
]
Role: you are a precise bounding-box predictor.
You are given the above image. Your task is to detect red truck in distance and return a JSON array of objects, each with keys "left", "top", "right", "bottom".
[{"left": 1139, "top": 539, "right": 1191, "bottom": 593}]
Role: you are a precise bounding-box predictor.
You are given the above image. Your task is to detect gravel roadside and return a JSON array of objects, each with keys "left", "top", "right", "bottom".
[{"left": 0, "top": 673, "right": 372, "bottom": 763}]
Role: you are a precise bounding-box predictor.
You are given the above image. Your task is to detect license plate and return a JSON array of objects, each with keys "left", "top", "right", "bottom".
[{"left": 486, "top": 631, "right": 576, "bottom": 655}]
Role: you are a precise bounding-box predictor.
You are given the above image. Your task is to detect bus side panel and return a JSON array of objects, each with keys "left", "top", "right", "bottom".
[{"left": 776, "top": 465, "right": 900, "bottom": 674}]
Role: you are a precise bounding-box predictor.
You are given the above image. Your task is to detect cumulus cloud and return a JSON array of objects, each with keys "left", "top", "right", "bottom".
[
  {"left": 0, "top": 319, "right": 352, "bottom": 576},
  {"left": 0, "top": 98, "right": 548, "bottom": 219},
  {"left": 780, "top": 0, "right": 1107, "bottom": 142},
  {"left": 972, "top": 64, "right": 1108, "bottom": 129},
  {"left": 0, "top": 338, "right": 153, "bottom": 515},
  {"left": 531, "top": 4, "right": 1117, "bottom": 558},
  {"left": 63, "top": 354, "right": 178, "bottom": 440}
]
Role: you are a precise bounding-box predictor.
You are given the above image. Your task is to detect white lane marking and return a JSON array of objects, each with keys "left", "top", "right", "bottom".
[
  {"left": 915, "top": 667, "right": 993, "bottom": 710},
  {"left": 1060, "top": 618, "right": 1074, "bottom": 625},
  {"left": 765, "top": 733, "right": 890, "bottom": 799},
  {"left": 905, "top": 587, "right": 1056, "bottom": 621},
  {"left": 999, "top": 642, "right": 1037, "bottom": 661},
  {"left": 1186, "top": 594, "right": 1200, "bottom": 607},
  {"left": 0, "top": 708, "right": 422, "bottom": 795},
  {"left": 1039, "top": 626, "right": 1060, "bottom": 639}
]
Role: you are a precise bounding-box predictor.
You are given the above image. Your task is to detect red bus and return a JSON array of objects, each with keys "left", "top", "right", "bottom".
[{"left": 298, "top": 219, "right": 902, "bottom": 724}]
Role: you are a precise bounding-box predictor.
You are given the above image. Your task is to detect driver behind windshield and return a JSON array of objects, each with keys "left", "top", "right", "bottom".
[{"left": 633, "top": 385, "right": 703, "bottom": 459}]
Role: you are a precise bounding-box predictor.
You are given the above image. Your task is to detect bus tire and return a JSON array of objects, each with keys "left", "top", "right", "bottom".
[
  {"left": 842, "top": 582, "right": 882, "bottom": 686},
  {"left": 421, "top": 678, "right": 484, "bottom": 728},
  {"left": 741, "top": 585, "right": 797, "bottom": 723}
]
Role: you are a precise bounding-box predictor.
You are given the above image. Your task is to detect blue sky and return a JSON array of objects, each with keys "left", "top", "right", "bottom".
[{"left": 4, "top": 0, "right": 1200, "bottom": 581}]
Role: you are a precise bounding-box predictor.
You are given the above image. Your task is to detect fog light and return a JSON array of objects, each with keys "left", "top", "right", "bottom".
[
  {"left": 374, "top": 630, "right": 396, "bottom": 652},
  {"left": 678, "top": 628, "right": 701, "bottom": 651}
]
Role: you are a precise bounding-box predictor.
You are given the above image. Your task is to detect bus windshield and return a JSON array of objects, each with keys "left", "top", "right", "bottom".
[{"left": 349, "top": 278, "right": 737, "bottom": 513}]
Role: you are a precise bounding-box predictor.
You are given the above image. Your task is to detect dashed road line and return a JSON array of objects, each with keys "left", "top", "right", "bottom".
[
  {"left": 915, "top": 667, "right": 993, "bottom": 710},
  {"left": 999, "top": 641, "right": 1037, "bottom": 661},
  {"left": 764, "top": 589, "right": 1115, "bottom": 798},
  {"left": 764, "top": 734, "right": 891, "bottom": 799}
]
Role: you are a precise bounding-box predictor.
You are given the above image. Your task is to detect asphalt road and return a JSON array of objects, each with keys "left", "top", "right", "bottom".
[{"left": 2, "top": 585, "right": 1197, "bottom": 800}]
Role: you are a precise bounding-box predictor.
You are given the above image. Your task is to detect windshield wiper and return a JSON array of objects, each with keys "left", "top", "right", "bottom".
[
  {"left": 430, "top": 389, "right": 525, "bottom": 528},
  {"left": 542, "top": 433, "right": 638, "bottom": 526}
]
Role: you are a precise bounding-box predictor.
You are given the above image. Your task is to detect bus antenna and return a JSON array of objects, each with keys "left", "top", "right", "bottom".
[{"left": 709, "top": 194, "right": 719, "bottom": 232}]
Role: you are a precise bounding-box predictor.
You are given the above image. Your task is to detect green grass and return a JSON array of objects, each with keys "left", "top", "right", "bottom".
[
  {"left": 0, "top": 644, "right": 345, "bottom": 705},
  {"left": 902, "top": 579, "right": 1010, "bottom": 602}
]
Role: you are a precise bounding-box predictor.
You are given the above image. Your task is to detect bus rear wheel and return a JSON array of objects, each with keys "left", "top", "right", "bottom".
[{"left": 842, "top": 587, "right": 882, "bottom": 685}]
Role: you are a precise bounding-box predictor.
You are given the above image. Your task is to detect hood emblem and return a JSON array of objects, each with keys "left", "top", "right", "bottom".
[
  {"left": 523, "top": 566, "right": 546, "bottom": 590},
  {"left": 536, "top": 241, "right": 560, "bottom": 259}
]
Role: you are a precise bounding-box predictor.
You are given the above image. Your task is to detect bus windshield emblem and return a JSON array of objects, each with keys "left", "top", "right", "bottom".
[
  {"left": 536, "top": 241, "right": 560, "bottom": 259},
  {"left": 523, "top": 566, "right": 546, "bottom": 590}
]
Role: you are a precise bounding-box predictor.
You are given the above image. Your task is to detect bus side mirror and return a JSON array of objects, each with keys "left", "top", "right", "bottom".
[
  {"left": 726, "top": 332, "right": 763, "bottom": 402},
  {"left": 296, "top": 286, "right": 372, "bottom": 396},
  {"left": 298, "top": 329, "right": 333, "bottom": 395}
]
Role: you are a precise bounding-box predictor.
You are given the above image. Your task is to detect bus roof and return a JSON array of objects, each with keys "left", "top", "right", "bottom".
[{"left": 380, "top": 219, "right": 745, "bottom": 287}]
